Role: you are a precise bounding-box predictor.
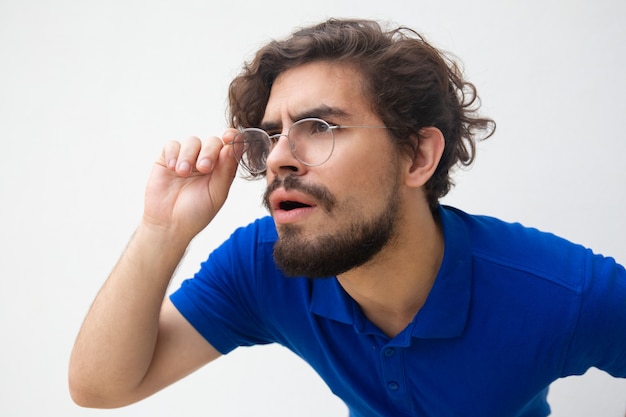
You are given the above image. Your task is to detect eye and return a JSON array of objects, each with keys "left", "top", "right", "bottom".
[
  {"left": 303, "top": 119, "right": 332, "bottom": 136},
  {"left": 314, "top": 120, "right": 331, "bottom": 132}
]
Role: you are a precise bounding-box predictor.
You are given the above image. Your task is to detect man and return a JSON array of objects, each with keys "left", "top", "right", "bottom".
[{"left": 69, "top": 18, "right": 626, "bottom": 416}]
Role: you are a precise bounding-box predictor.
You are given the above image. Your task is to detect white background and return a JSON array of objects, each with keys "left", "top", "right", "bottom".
[{"left": 1, "top": 0, "right": 625, "bottom": 416}]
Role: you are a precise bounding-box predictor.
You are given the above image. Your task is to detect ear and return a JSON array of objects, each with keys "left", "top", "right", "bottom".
[{"left": 404, "top": 127, "right": 445, "bottom": 188}]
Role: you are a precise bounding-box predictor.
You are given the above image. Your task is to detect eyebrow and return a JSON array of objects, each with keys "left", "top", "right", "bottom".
[{"left": 260, "top": 105, "right": 351, "bottom": 132}]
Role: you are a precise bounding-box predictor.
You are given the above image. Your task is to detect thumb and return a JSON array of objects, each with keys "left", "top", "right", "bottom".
[{"left": 208, "top": 136, "right": 239, "bottom": 206}]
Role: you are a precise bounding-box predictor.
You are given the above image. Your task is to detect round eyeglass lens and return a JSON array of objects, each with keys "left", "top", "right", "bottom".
[
  {"left": 232, "top": 128, "right": 271, "bottom": 174},
  {"left": 288, "top": 119, "right": 335, "bottom": 167},
  {"left": 232, "top": 118, "right": 336, "bottom": 174}
]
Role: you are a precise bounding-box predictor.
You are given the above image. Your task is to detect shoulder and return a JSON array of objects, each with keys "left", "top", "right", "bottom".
[
  {"left": 207, "top": 215, "right": 279, "bottom": 279},
  {"left": 228, "top": 215, "right": 278, "bottom": 245},
  {"left": 213, "top": 216, "right": 277, "bottom": 263},
  {"left": 439, "top": 205, "right": 593, "bottom": 292}
]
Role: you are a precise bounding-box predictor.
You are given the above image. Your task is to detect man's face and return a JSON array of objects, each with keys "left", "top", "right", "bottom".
[{"left": 261, "top": 61, "right": 406, "bottom": 277}]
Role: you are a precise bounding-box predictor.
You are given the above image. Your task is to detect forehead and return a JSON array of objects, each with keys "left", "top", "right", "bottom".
[{"left": 262, "top": 61, "right": 371, "bottom": 125}]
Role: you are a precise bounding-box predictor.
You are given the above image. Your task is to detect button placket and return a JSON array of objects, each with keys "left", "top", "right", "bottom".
[{"left": 380, "top": 344, "right": 411, "bottom": 413}]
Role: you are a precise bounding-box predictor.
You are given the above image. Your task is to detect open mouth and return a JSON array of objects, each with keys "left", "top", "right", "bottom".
[{"left": 279, "top": 200, "right": 312, "bottom": 211}]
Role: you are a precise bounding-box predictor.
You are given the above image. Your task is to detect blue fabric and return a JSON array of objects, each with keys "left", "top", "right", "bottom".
[{"left": 170, "top": 205, "right": 626, "bottom": 417}]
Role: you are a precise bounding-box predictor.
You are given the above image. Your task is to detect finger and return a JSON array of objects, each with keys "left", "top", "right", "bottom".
[
  {"left": 160, "top": 140, "right": 182, "bottom": 170},
  {"left": 210, "top": 133, "right": 240, "bottom": 200},
  {"left": 176, "top": 136, "right": 202, "bottom": 177},
  {"left": 217, "top": 132, "right": 239, "bottom": 178},
  {"left": 195, "top": 135, "right": 225, "bottom": 174},
  {"left": 220, "top": 128, "right": 240, "bottom": 160},
  {"left": 221, "top": 128, "right": 238, "bottom": 145}
]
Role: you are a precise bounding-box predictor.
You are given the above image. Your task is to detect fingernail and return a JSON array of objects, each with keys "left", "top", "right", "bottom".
[
  {"left": 198, "top": 158, "right": 212, "bottom": 171},
  {"left": 178, "top": 161, "right": 191, "bottom": 173}
]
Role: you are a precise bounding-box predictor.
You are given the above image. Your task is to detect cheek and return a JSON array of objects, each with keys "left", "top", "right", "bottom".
[{"left": 330, "top": 166, "right": 398, "bottom": 212}]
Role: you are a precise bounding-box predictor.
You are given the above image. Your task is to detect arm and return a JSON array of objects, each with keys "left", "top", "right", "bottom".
[{"left": 68, "top": 132, "right": 239, "bottom": 408}]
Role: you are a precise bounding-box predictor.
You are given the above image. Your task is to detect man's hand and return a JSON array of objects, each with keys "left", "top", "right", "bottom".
[
  {"left": 142, "top": 129, "right": 239, "bottom": 241},
  {"left": 69, "top": 130, "right": 239, "bottom": 408}
]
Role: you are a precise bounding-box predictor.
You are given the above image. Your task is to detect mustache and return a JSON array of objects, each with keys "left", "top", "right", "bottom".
[{"left": 263, "top": 175, "right": 336, "bottom": 213}]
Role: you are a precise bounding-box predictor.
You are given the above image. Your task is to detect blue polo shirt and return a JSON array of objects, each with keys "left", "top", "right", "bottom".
[{"left": 170, "top": 205, "right": 626, "bottom": 417}]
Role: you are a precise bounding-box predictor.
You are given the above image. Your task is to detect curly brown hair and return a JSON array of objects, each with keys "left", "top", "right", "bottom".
[{"left": 228, "top": 18, "right": 495, "bottom": 210}]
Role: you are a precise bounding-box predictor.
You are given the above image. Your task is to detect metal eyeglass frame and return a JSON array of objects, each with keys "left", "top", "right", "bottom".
[{"left": 228, "top": 117, "right": 392, "bottom": 175}]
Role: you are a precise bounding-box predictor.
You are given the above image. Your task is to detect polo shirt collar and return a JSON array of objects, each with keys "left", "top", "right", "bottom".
[
  {"left": 309, "top": 276, "right": 354, "bottom": 325},
  {"left": 309, "top": 205, "right": 473, "bottom": 340}
]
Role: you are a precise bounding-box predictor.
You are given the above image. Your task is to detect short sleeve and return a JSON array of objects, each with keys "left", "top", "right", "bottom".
[
  {"left": 169, "top": 217, "right": 279, "bottom": 354},
  {"left": 563, "top": 250, "right": 626, "bottom": 377}
]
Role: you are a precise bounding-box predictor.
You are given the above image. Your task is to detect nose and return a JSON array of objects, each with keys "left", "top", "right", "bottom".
[{"left": 265, "top": 133, "right": 306, "bottom": 177}]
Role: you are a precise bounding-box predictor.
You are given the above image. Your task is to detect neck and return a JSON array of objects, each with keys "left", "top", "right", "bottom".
[{"left": 337, "top": 204, "right": 444, "bottom": 338}]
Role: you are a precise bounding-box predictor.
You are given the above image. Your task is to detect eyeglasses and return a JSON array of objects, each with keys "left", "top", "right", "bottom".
[{"left": 230, "top": 117, "right": 391, "bottom": 174}]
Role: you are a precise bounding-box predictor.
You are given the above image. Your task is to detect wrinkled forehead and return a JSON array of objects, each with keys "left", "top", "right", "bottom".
[{"left": 261, "top": 61, "right": 373, "bottom": 128}]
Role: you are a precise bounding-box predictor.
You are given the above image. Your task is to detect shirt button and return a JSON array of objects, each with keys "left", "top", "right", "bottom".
[
  {"left": 384, "top": 348, "right": 395, "bottom": 357},
  {"left": 387, "top": 381, "right": 400, "bottom": 391}
]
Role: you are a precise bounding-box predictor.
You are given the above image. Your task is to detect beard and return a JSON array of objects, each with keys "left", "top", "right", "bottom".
[{"left": 263, "top": 174, "right": 400, "bottom": 278}]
